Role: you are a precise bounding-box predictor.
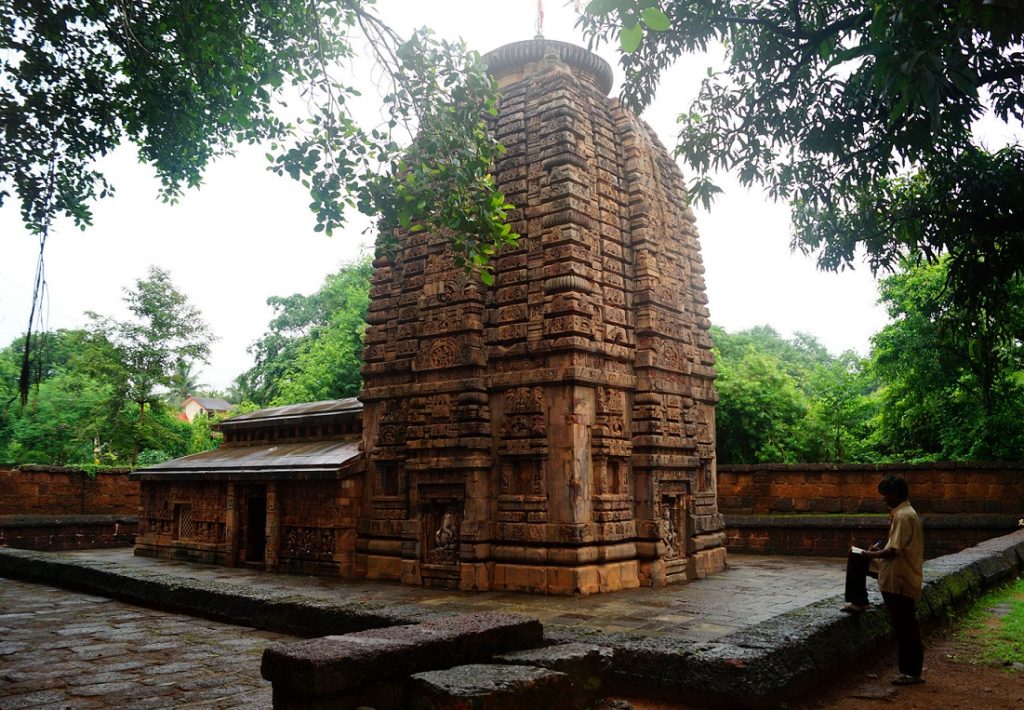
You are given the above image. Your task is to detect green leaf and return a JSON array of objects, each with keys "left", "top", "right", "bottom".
[
  {"left": 641, "top": 8, "right": 671, "bottom": 31},
  {"left": 620, "top": 24, "right": 644, "bottom": 53},
  {"left": 585, "top": 0, "right": 619, "bottom": 15}
]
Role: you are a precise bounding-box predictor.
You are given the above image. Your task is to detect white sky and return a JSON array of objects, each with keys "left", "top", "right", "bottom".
[{"left": 1, "top": 1, "right": 905, "bottom": 391}]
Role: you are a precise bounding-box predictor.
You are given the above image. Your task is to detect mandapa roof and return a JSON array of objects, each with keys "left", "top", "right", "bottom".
[
  {"left": 220, "top": 397, "right": 363, "bottom": 427},
  {"left": 130, "top": 439, "right": 363, "bottom": 481}
]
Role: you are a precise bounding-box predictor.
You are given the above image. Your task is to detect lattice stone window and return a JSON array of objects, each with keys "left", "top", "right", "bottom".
[{"left": 173, "top": 503, "right": 194, "bottom": 541}]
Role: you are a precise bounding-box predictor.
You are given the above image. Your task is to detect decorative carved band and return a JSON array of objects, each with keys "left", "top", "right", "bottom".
[{"left": 543, "top": 274, "right": 595, "bottom": 294}]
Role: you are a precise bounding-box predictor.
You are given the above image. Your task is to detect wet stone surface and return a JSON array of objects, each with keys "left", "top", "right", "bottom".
[
  {"left": 0, "top": 579, "right": 295, "bottom": 709},
  {"left": 48, "top": 549, "right": 845, "bottom": 643},
  {"left": 0, "top": 550, "right": 848, "bottom": 708}
]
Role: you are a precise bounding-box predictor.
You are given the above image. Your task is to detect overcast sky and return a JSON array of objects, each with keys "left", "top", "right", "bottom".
[{"left": 0, "top": 1, "right": 933, "bottom": 391}]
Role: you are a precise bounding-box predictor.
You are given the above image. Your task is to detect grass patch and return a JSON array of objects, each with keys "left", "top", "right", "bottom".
[{"left": 955, "top": 575, "right": 1024, "bottom": 667}]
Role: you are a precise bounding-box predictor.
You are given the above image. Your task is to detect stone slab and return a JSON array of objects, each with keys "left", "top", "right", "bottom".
[
  {"left": 409, "top": 663, "right": 572, "bottom": 710},
  {"left": 261, "top": 612, "right": 543, "bottom": 696}
]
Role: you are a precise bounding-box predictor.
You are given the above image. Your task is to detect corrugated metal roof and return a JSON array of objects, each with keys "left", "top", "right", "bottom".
[
  {"left": 222, "top": 398, "right": 362, "bottom": 425},
  {"left": 130, "top": 439, "right": 362, "bottom": 481}
]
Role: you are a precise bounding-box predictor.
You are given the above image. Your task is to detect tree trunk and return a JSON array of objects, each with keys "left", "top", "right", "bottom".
[{"left": 133, "top": 401, "right": 146, "bottom": 466}]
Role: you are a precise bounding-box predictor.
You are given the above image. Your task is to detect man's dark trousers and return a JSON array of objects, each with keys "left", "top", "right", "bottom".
[{"left": 882, "top": 592, "right": 924, "bottom": 677}]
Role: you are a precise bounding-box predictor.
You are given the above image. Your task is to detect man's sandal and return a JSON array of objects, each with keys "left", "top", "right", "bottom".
[
  {"left": 891, "top": 674, "right": 925, "bottom": 685},
  {"left": 841, "top": 602, "right": 870, "bottom": 613}
]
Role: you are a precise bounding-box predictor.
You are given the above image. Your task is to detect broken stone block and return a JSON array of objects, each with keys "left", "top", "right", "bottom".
[
  {"left": 261, "top": 612, "right": 543, "bottom": 710},
  {"left": 409, "top": 663, "right": 571, "bottom": 710},
  {"left": 494, "top": 641, "right": 613, "bottom": 705}
]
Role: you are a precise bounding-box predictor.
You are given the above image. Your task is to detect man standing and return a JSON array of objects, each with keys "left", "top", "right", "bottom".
[{"left": 842, "top": 474, "right": 925, "bottom": 686}]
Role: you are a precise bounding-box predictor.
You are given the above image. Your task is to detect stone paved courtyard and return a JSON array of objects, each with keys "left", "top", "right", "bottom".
[
  {"left": 0, "top": 552, "right": 845, "bottom": 708},
  {"left": 0, "top": 578, "right": 293, "bottom": 709}
]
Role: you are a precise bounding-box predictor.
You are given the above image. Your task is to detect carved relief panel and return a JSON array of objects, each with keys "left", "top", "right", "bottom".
[
  {"left": 659, "top": 495, "right": 685, "bottom": 561},
  {"left": 501, "top": 386, "right": 546, "bottom": 439},
  {"left": 283, "top": 527, "right": 335, "bottom": 557},
  {"left": 420, "top": 485, "right": 464, "bottom": 567}
]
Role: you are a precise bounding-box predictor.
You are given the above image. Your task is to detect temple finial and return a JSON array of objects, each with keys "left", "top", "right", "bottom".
[{"left": 535, "top": 0, "right": 544, "bottom": 39}]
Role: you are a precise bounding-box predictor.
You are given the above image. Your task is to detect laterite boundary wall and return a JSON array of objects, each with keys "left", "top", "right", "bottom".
[
  {"left": 0, "top": 467, "right": 139, "bottom": 551},
  {"left": 2, "top": 463, "right": 1021, "bottom": 558},
  {"left": 0, "top": 466, "right": 139, "bottom": 515},
  {"left": 717, "top": 462, "right": 1024, "bottom": 557}
]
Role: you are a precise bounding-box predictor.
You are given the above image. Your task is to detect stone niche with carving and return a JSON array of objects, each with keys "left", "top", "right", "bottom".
[{"left": 358, "top": 38, "right": 726, "bottom": 595}]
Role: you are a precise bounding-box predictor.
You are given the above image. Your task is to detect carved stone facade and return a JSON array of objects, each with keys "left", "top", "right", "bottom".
[{"left": 358, "top": 39, "right": 726, "bottom": 594}]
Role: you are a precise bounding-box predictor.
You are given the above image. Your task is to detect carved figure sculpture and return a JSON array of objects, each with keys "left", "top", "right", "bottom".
[
  {"left": 661, "top": 505, "right": 679, "bottom": 560},
  {"left": 435, "top": 511, "right": 457, "bottom": 550}
]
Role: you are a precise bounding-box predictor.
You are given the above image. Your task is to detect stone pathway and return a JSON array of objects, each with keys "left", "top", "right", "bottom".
[
  {"left": 55, "top": 549, "right": 844, "bottom": 642},
  {"left": 0, "top": 579, "right": 294, "bottom": 709}
]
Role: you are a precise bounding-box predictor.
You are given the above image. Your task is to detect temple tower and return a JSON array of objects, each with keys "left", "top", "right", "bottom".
[{"left": 358, "top": 39, "right": 726, "bottom": 594}]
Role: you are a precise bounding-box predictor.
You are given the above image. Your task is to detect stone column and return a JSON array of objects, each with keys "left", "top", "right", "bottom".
[
  {"left": 225, "top": 483, "right": 238, "bottom": 566},
  {"left": 265, "top": 482, "right": 279, "bottom": 570}
]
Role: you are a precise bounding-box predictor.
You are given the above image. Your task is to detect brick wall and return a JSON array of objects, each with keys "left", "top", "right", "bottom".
[
  {"left": 0, "top": 467, "right": 139, "bottom": 551},
  {"left": 718, "top": 463, "right": 1024, "bottom": 557},
  {"left": 0, "top": 466, "right": 139, "bottom": 516}
]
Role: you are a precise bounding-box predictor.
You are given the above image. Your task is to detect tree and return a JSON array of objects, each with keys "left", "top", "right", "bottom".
[
  {"left": 870, "top": 258, "right": 1024, "bottom": 460},
  {"left": 1, "top": 1, "right": 514, "bottom": 255},
  {"left": 1, "top": 371, "right": 110, "bottom": 465},
  {"left": 3, "top": 1, "right": 517, "bottom": 404},
  {"left": 164, "top": 360, "right": 207, "bottom": 406},
  {"left": 713, "top": 333, "right": 808, "bottom": 463},
  {"left": 0, "top": 329, "right": 95, "bottom": 462},
  {"left": 711, "top": 325, "right": 879, "bottom": 463},
  {"left": 802, "top": 352, "right": 879, "bottom": 463},
  {"left": 236, "top": 256, "right": 372, "bottom": 406},
  {"left": 0, "top": 326, "right": 200, "bottom": 466},
  {"left": 88, "top": 266, "right": 212, "bottom": 463},
  {"left": 579, "top": 1, "right": 1024, "bottom": 345}
]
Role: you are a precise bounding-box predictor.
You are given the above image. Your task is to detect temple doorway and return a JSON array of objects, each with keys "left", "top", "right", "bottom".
[{"left": 239, "top": 486, "right": 267, "bottom": 564}]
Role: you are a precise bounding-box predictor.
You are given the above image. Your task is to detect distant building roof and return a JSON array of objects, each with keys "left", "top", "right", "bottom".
[{"left": 185, "top": 396, "right": 232, "bottom": 411}]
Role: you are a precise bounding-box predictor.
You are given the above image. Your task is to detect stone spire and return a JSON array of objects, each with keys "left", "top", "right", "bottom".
[{"left": 357, "top": 40, "right": 725, "bottom": 594}]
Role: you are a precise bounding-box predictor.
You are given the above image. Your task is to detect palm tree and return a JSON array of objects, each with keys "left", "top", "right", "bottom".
[{"left": 165, "top": 359, "right": 207, "bottom": 405}]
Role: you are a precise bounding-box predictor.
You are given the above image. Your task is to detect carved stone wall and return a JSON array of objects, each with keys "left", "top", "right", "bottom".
[
  {"left": 136, "top": 477, "right": 363, "bottom": 573},
  {"left": 277, "top": 478, "right": 363, "bottom": 577},
  {"left": 135, "top": 481, "right": 229, "bottom": 565},
  {"left": 359, "top": 39, "right": 726, "bottom": 595}
]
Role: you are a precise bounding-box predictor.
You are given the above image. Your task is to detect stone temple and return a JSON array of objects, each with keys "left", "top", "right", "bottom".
[{"left": 133, "top": 39, "right": 726, "bottom": 595}]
